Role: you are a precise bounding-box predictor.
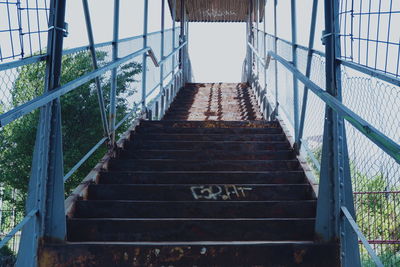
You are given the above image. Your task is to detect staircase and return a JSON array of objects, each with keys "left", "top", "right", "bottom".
[{"left": 41, "top": 83, "right": 339, "bottom": 266}]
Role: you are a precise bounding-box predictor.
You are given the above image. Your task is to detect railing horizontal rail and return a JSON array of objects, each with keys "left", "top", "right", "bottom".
[
  {"left": 262, "top": 31, "right": 400, "bottom": 88},
  {"left": 0, "top": 209, "right": 38, "bottom": 249},
  {"left": 159, "top": 41, "right": 187, "bottom": 66},
  {"left": 268, "top": 50, "right": 400, "bottom": 164},
  {"left": 0, "top": 27, "right": 180, "bottom": 71},
  {"left": 63, "top": 137, "right": 108, "bottom": 182},
  {"left": 0, "top": 47, "right": 152, "bottom": 127},
  {"left": 248, "top": 42, "right": 266, "bottom": 68}
]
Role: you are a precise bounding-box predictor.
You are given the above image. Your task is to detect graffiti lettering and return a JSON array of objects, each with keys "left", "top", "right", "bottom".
[{"left": 190, "top": 185, "right": 252, "bottom": 200}]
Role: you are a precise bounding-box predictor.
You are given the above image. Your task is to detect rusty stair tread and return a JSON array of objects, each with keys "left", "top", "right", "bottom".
[
  {"left": 74, "top": 200, "right": 316, "bottom": 218},
  {"left": 107, "top": 159, "right": 301, "bottom": 171},
  {"left": 136, "top": 127, "right": 283, "bottom": 134},
  {"left": 41, "top": 242, "right": 339, "bottom": 267},
  {"left": 56, "top": 83, "right": 338, "bottom": 266},
  {"left": 87, "top": 184, "right": 314, "bottom": 201},
  {"left": 119, "top": 149, "right": 295, "bottom": 160},
  {"left": 67, "top": 218, "right": 315, "bottom": 242},
  {"left": 97, "top": 170, "right": 307, "bottom": 184},
  {"left": 131, "top": 133, "right": 287, "bottom": 141}
]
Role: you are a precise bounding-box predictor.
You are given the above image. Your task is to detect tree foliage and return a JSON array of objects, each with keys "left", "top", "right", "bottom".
[{"left": 0, "top": 50, "right": 141, "bottom": 222}]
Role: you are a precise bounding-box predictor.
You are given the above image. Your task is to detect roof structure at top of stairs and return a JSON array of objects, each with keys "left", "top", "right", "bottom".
[{"left": 168, "top": 0, "right": 265, "bottom": 22}]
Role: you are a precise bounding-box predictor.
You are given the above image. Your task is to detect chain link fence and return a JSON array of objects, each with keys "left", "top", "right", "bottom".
[
  {"left": 0, "top": 26, "right": 184, "bottom": 261},
  {"left": 263, "top": 30, "right": 400, "bottom": 266}
]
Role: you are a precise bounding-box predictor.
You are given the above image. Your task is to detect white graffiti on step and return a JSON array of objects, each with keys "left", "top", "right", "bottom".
[{"left": 190, "top": 185, "right": 253, "bottom": 200}]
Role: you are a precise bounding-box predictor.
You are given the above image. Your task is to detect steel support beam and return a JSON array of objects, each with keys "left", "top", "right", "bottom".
[
  {"left": 316, "top": 0, "right": 360, "bottom": 265},
  {"left": 17, "top": 0, "right": 67, "bottom": 265}
]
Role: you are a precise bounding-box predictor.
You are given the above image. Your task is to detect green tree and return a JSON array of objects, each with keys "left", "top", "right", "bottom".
[{"left": 0, "top": 50, "right": 141, "bottom": 216}]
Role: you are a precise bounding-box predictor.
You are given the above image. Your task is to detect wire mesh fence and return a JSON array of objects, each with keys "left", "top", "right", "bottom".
[
  {"left": 0, "top": 26, "right": 183, "bottom": 260},
  {"left": 0, "top": 0, "right": 50, "bottom": 62},
  {"left": 338, "top": 0, "right": 400, "bottom": 77},
  {"left": 342, "top": 66, "right": 400, "bottom": 266},
  {"left": 263, "top": 30, "right": 400, "bottom": 266}
]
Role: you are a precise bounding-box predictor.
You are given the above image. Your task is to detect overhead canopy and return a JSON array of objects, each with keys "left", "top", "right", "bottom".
[{"left": 168, "top": 0, "right": 265, "bottom": 22}]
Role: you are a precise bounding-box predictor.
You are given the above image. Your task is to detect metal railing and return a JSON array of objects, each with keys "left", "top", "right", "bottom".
[
  {"left": 0, "top": 0, "right": 191, "bottom": 265},
  {"left": 246, "top": 0, "right": 400, "bottom": 264}
]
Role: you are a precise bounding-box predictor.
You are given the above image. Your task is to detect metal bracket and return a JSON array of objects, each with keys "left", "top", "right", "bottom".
[
  {"left": 147, "top": 49, "right": 160, "bottom": 67},
  {"left": 48, "top": 22, "right": 69, "bottom": 37},
  {"left": 321, "top": 30, "right": 337, "bottom": 45}
]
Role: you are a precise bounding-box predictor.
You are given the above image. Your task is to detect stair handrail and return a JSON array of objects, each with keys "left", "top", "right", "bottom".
[
  {"left": 247, "top": 38, "right": 399, "bottom": 267},
  {"left": 0, "top": 32, "right": 187, "bottom": 252}
]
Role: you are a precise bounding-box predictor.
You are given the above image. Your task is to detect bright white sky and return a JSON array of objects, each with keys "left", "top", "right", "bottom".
[
  {"left": 62, "top": 0, "right": 325, "bottom": 82},
  {"left": 0, "top": 0, "right": 325, "bottom": 81}
]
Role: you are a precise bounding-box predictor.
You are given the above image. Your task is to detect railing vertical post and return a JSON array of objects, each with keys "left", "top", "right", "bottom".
[
  {"left": 17, "top": 0, "right": 67, "bottom": 265},
  {"left": 290, "top": 0, "right": 299, "bottom": 148},
  {"left": 316, "top": 0, "right": 360, "bottom": 265},
  {"left": 297, "top": 0, "right": 318, "bottom": 154},
  {"left": 262, "top": 1, "right": 269, "bottom": 98},
  {"left": 141, "top": 0, "right": 149, "bottom": 111},
  {"left": 262, "top": 0, "right": 268, "bottom": 118},
  {"left": 247, "top": 0, "right": 254, "bottom": 82},
  {"left": 159, "top": 0, "right": 165, "bottom": 119},
  {"left": 172, "top": 0, "right": 176, "bottom": 77},
  {"left": 255, "top": 0, "right": 259, "bottom": 80},
  {"left": 273, "top": 0, "right": 278, "bottom": 116},
  {"left": 171, "top": 0, "right": 176, "bottom": 105},
  {"left": 82, "top": 0, "right": 109, "bottom": 137},
  {"left": 179, "top": 0, "right": 185, "bottom": 83},
  {"left": 109, "top": 0, "right": 120, "bottom": 145}
]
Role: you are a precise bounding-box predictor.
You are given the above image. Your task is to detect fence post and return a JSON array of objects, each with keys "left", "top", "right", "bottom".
[
  {"left": 297, "top": 0, "right": 318, "bottom": 154},
  {"left": 290, "top": 0, "right": 299, "bottom": 149},
  {"left": 141, "top": 0, "right": 149, "bottom": 112},
  {"left": 82, "top": 0, "right": 109, "bottom": 138},
  {"left": 247, "top": 0, "right": 254, "bottom": 83},
  {"left": 159, "top": 0, "right": 165, "bottom": 119},
  {"left": 17, "top": 0, "right": 67, "bottom": 265},
  {"left": 109, "top": 0, "right": 120, "bottom": 146},
  {"left": 316, "top": 0, "right": 360, "bottom": 265},
  {"left": 179, "top": 0, "right": 185, "bottom": 83},
  {"left": 273, "top": 0, "right": 278, "bottom": 116},
  {"left": 262, "top": 0, "right": 268, "bottom": 119},
  {"left": 255, "top": 0, "right": 259, "bottom": 80}
]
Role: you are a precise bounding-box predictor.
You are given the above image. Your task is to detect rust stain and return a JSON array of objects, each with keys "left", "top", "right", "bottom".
[
  {"left": 294, "top": 248, "right": 307, "bottom": 264},
  {"left": 163, "top": 247, "right": 185, "bottom": 262}
]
